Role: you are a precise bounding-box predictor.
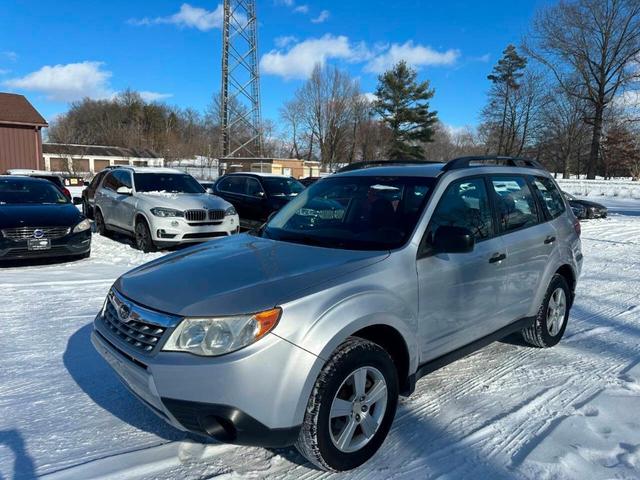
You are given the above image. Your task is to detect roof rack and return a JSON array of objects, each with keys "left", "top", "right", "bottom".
[
  {"left": 336, "top": 160, "right": 442, "bottom": 173},
  {"left": 442, "top": 155, "right": 545, "bottom": 172}
]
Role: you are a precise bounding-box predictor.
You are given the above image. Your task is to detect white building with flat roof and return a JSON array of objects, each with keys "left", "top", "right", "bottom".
[{"left": 42, "top": 143, "right": 164, "bottom": 175}]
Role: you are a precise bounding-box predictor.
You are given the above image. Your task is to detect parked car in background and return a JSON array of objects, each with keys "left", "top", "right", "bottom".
[
  {"left": 0, "top": 176, "right": 91, "bottom": 261},
  {"left": 94, "top": 167, "right": 239, "bottom": 252},
  {"left": 563, "top": 192, "right": 608, "bottom": 219},
  {"left": 92, "top": 156, "right": 582, "bottom": 471},
  {"left": 79, "top": 168, "right": 112, "bottom": 219},
  {"left": 199, "top": 181, "right": 216, "bottom": 192},
  {"left": 213, "top": 172, "right": 305, "bottom": 229},
  {"left": 6, "top": 169, "right": 72, "bottom": 201},
  {"left": 299, "top": 176, "right": 321, "bottom": 188}
]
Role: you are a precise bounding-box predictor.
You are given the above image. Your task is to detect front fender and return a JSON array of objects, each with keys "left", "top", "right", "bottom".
[{"left": 274, "top": 283, "right": 419, "bottom": 427}]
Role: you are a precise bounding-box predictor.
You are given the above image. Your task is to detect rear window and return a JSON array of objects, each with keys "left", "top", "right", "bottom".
[{"left": 532, "top": 177, "right": 566, "bottom": 219}]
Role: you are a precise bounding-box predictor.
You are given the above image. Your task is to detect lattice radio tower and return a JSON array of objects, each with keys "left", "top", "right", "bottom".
[{"left": 221, "top": 0, "right": 263, "bottom": 158}]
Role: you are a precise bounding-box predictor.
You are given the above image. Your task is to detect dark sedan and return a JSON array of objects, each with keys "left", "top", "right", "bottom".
[
  {"left": 563, "top": 192, "right": 608, "bottom": 219},
  {"left": 0, "top": 176, "right": 92, "bottom": 261},
  {"left": 213, "top": 173, "right": 305, "bottom": 229}
]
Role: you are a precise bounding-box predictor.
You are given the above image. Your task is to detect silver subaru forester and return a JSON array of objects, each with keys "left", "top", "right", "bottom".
[{"left": 92, "top": 157, "right": 583, "bottom": 471}]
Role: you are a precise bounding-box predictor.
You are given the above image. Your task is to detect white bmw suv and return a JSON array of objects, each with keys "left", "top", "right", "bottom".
[{"left": 94, "top": 167, "right": 239, "bottom": 251}]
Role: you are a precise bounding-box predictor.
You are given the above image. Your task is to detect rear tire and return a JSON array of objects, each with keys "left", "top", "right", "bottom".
[
  {"left": 296, "top": 337, "right": 399, "bottom": 472},
  {"left": 522, "top": 274, "right": 571, "bottom": 348},
  {"left": 135, "top": 219, "right": 156, "bottom": 253},
  {"left": 83, "top": 199, "right": 94, "bottom": 220}
]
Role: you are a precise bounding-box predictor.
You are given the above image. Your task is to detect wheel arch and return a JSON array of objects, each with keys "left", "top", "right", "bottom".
[
  {"left": 555, "top": 264, "right": 577, "bottom": 306},
  {"left": 351, "top": 324, "right": 411, "bottom": 396}
]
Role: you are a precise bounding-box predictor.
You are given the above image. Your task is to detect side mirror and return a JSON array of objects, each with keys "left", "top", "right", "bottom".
[
  {"left": 72, "top": 197, "right": 83, "bottom": 205},
  {"left": 116, "top": 186, "right": 133, "bottom": 196},
  {"left": 206, "top": 188, "right": 215, "bottom": 194},
  {"left": 267, "top": 211, "right": 277, "bottom": 223},
  {"left": 256, "top": 191, "right": 266, "bottom": 198},
  {"left": 83, "top": 181, "right": 90, "bottom": 187},
  {"left": 433, "top": 225, "right": 475, "bottom": 254}
]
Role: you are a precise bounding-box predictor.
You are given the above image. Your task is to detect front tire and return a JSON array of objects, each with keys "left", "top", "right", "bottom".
[
  {"left": 95, "top": 209, "right": 108, "bottom": 237},
  {"left": 296, "top": 337, "right": 399, "bottom": 472},
  {"left": 135, "top": 219, "right": 156, "bottom": 253},
  {"left": 522, "top": 274, "right": 571, "bottom": 348}
]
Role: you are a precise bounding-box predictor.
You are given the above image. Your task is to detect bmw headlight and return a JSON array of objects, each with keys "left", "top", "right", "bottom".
[
  {"left": 163, "top": 308, "right": 281, "bottom": 356},
  {"left": 73, "top": 219, "right": 91, "bottom": 233},
  {"left": 151, "top": 208, "right": 184, "bottom": 218},
  {"left": 225, "top": 206, "right": 237, "bottom": 216}
]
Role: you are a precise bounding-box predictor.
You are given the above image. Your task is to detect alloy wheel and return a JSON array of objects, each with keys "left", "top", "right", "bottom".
[
  {"left": 547, "top": 287, "right": 567, "bottom": 336},
  {"left": 329, "top": 366, "right": 388, "bottom": 453}
]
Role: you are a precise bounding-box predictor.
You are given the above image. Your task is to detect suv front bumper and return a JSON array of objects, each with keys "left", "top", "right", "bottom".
[
  {"left": 92, "top": 313, "right": 319, "bottom": 447},
  {"left": 149, "top": 214, "right": 240, "bottom": 244}
]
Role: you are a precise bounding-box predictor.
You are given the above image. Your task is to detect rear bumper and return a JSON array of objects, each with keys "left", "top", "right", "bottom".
[{"left": 0, "top": 230, "right": 91, "bottom": 260}]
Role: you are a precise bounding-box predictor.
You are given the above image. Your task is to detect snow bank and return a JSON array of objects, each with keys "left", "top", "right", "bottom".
[{"left": 557, "top": 178, "right": 640, "bottom": 199}]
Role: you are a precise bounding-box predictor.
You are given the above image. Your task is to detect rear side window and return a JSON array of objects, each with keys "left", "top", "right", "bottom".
[
  {"left": 426, "top": 178, "right": 494, "bottom": 243},
  {"left": 490, "top": 176, "right": 539, "bottom": 233},
  {"left": 532, "top": 177, "right": 566, "bottom": 219},
  {"left": 246, "top": 178, "right": 264, "bottom": 197}
]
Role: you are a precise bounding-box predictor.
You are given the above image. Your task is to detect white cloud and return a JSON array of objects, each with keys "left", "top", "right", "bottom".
[
  {"left": 1, "top": 51, "right": 18, "bottom": 62},
  {"left": 139, "top": 91, "right": 173, "bottom": 102},
  {"left": 311, "top": 10, "right": 330, "bottom": 23},
  {"left": 293, "top": 5, "right": 309, "bottom": 14},
  {"left": 476, "top": 53, "right": 491, "bottom": 63},
  {"left": 274, "top": 35, "right": 298, "bottom": 48},
  {"left": 365, "top": 41, "right": 460, "bottom": 73},
  {"left": 4, "top": 61, "right": 113, "bottom": 102},
  {"left": 614, "top": 90, "right": 640, "bottom": 110},
  {"left": 261, "top": 34, "right": 366, "bottom": 79},
  {"left": 3, "top": 62, "right": 171, "bottom": 104},
  {"left": 129, "top": 3, "right": 224, "bottom": 31},
  {"left": 361, "top": 92, "right": 378, "bottom": 103}
]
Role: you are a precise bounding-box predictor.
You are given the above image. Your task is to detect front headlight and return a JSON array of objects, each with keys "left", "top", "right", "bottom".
[
  {"left": 225, "top": 206, "right": 237, "bottom": 216},
  {"left": 73, "top": 219, "right": 91, "bottom": 233},
  {"left": 163, "top": 308, "right": 281, "bottom": 356},
  {"left": 151, "top": 208, "right": 184, "bottom": 218}
]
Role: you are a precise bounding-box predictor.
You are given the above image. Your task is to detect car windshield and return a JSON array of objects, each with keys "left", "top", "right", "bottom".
[
  {"left": 0, "top": 180, "right": 69, "bottom": 205},
  {"left": 259, "top": 176, "right": 436, "bottom": 250},
  {"left": 134, "top": 173, "right": 205, "bottom": 194},
  {"left": 262, "top": 177, "right": 305, "bottom": 197}
]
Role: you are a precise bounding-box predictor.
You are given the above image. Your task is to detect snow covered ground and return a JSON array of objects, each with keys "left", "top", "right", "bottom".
[{"left": 1, "top": 198, "right": 640, "bottom": 480}]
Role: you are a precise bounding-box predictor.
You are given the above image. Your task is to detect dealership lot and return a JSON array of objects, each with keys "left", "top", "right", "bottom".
[{"left": 1, "top": 199, "right": 639, "bottom": 479}]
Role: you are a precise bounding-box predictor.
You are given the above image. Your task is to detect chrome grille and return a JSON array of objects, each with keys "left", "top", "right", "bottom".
[
  {"left": 185, "top": 209, "right": 207, "bottom": 222},
  {"left": 100, "top": 290, "right": 179, "bottom": 354},
  {"left": 208, "top": 209, "right": 225, "bottom": 221},
  {"left": 1, "top": 226, "right": 70, "bottom": 240}
]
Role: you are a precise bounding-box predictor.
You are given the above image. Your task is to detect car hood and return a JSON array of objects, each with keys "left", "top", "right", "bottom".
[
  {"left": 572, "top": 199, "right": 606, "bottom": 209},
  {"left": 115, "top": 234, "right": 388, "bottom": 317},
  {"left": 0, "top": 204, "right": 82, "bottom": 229},
  {"left": 136, "top": 192, "right": 230, "bottom": 210}
]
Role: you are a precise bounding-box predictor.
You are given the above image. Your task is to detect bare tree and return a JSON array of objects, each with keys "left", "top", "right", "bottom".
[
  {"left": 481, "top": 69, "right": 548, "bottom": 156},
  {"left": 538, "top": 89, "right": 590, "bottom": 177},
  {"left": 526, "top": 0, "right": 640, "bottom": 178},
  {"left": 296, "top": 64, "right": 361, "bottom": 169}
]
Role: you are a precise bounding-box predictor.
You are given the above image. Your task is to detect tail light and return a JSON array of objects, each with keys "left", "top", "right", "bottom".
[
  {"left": 574, "top": 219, "right": 581, "bottom": 237},
  {"left": 63, "top": 187, "right": 71, "bottom": 199}
]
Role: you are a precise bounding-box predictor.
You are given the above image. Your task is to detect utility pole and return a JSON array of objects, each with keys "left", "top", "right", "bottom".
[{"left": 221, "top": 0, "right": 263, "bottom": 158}]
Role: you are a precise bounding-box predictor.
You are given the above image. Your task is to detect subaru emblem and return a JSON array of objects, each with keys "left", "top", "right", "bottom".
[
  {"left": 33, "top": 229, "right": 45, "bottom": 239},
  {"left": 118, "top": 304, "right": 132, "bottom": 323}
]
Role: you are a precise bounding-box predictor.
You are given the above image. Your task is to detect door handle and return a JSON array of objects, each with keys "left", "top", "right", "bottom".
[
  {"left": 544, "top": 236, "right": 556, "bottom": 245},
  {"left": 489, "top": 253, "right": 507, "bottom": 264}
]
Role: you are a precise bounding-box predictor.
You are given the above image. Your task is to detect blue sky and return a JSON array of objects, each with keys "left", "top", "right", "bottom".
[{"left": 0, "top": 0, "right": 549, "bottom": 132}]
